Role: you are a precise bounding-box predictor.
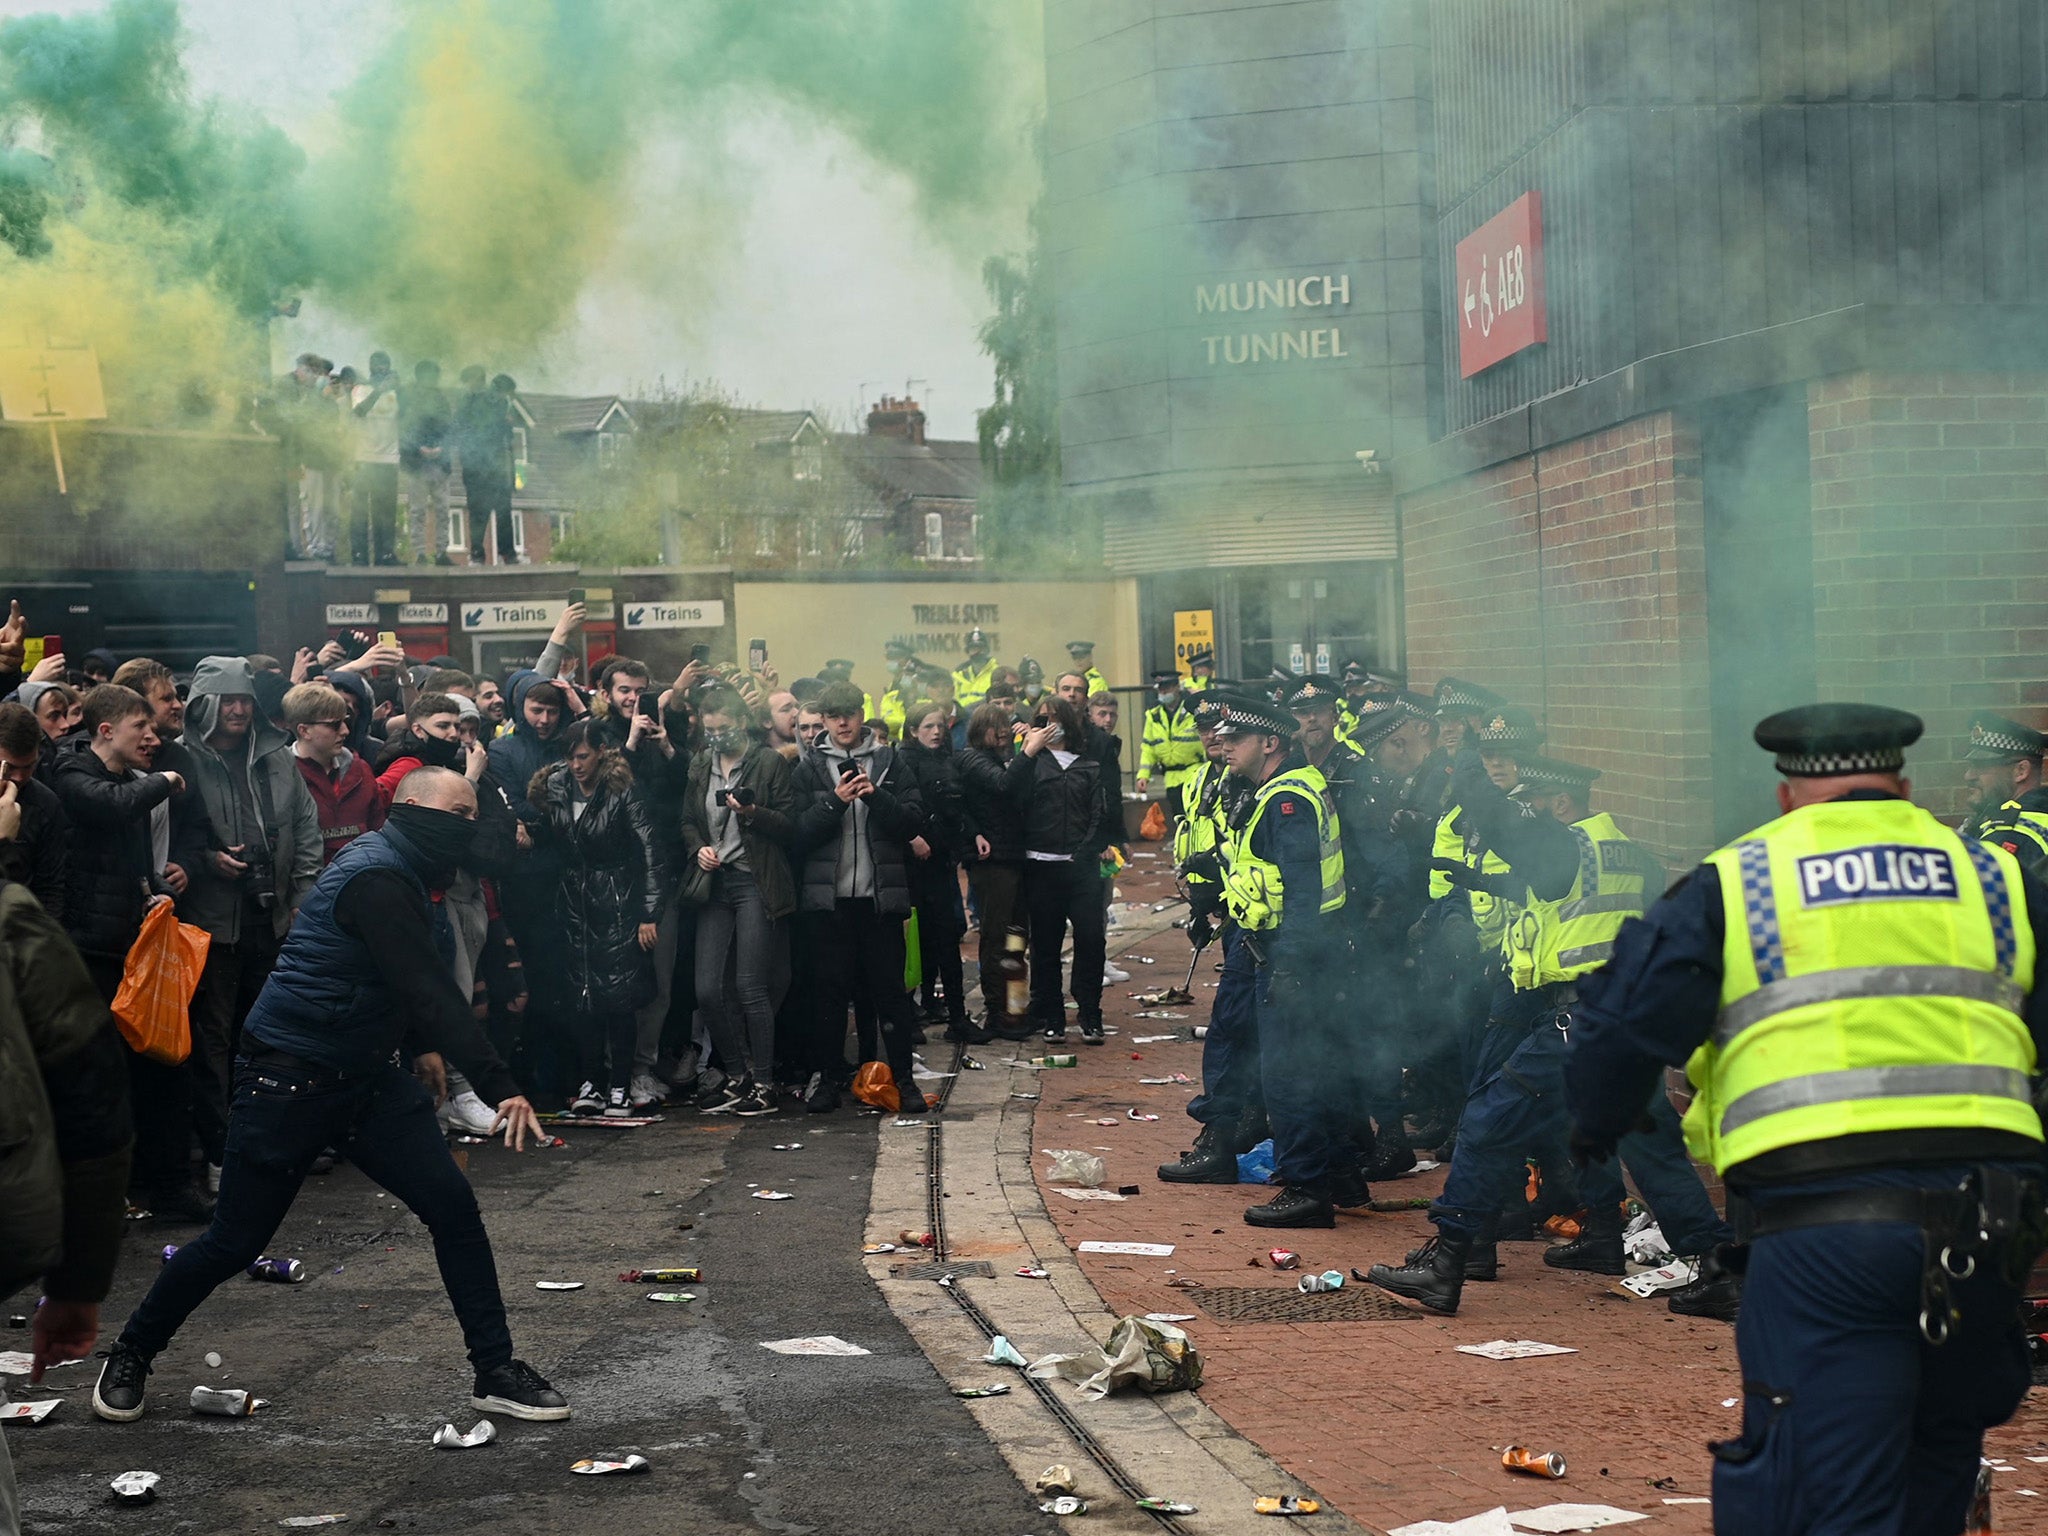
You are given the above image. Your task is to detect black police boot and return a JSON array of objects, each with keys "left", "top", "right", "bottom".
[
  {"left": 1363, "top": 1138, "right": 1418, "bottom": 1181},
  {"left": 1231, "top": 1103, "right": 1270, "bottom": 1155},
  {"left": 1544, "top": 1205, "right": 1626, "bottom": 1275},
  {"left": 1403, "top": 1222, "right": 1498, "bottom": 1281},
  {"left": 1243, "top": 1184, "right": 1336, "bottom": 1228},
  {"left": 1667, "top": 1250, "right": 1744, "bottom": 1322},
  {"left": 1158, "top": 1124, "right": 1237, "bottom": 1184},
  {"left": 1367, "top": 1232, "right": 1472, "bottom": 1315},
  {"left": 1329, "top": 1166, "right": 1374, "bottom": 1210}
]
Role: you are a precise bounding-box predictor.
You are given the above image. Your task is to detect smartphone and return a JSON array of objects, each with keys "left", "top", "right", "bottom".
[
  {"left": 838, "top": 760, "right": 861, "bottom": 780},
  {"left": 748, "top": 637, "right": 767, "bottom": 671},
  {"left": 567, "top": 588, "right": 586, "bottom": 606},
  {"left": 691, "top": 643, "right": 711, "bottom": 665},
  {"left": 377, "top": 630, "right": 399, "bottom": 650},
  {"left": 636, "top": 691, "right": 660, "bottom": 720},
  {"left": 41, "top": 634, "right": 60, "bottom": 657}
]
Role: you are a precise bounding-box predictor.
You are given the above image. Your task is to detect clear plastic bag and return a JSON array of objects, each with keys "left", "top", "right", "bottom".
[{"left": 1043, "top": 1149, "right": 1106, "bottom": 1188}]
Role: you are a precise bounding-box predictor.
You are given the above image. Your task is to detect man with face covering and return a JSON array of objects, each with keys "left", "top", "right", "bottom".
[{"left": 93, "top": 767, "right": 567, "bottom": 1427}]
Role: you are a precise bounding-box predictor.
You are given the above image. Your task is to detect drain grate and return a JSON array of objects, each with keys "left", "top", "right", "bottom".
[
  {"left": 1189, "top": 1286, "right": 1421, "bottom": 1324},
  {"left": 891, "top": 1259, "right": 996, "bottom": 1281}
]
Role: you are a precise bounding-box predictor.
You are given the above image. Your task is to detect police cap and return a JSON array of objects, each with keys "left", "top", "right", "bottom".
[
  {"left": 1512, "top": 755, "right": 1601, "bottom": 798},
  {"left": 821, "top": 658, "right": 856, "bottom": 677},
  {"left": 1286, "top": 675, "right": 1345, "bottom": 712},
  {"left": 884, "top": 639, "right": 913, "bottom": 660},
  {"left": 964, "top": 627, "right": 990, "bottom": 652},
  {"left": 1065, "top": 639, "right": 1096, "bottom": 656},
  {"left": 1753, "top": 703, "right": 1923, "bottom": 777},
  {"left": 1187, "top": 646, "right": 1214, "bottom": 668},
  {"left": 1351, "top": 695, "right": 1430, "bottom": 750},
  {"left": 1963, "top": 710, "right": 2046, "bottom": 763},
  {"left": 1191, "top": 692, "right": 1230, "bottom": 729},
  {"left": 1472, "top": 705, "right": 1546, "bottom": 751},
  {"left": 1151, "top": 669, "right": 1182, "bottom": 689},
  {"left": 1018, "top": 655, "right": 1043, "bottom": 682},
  {"left": 1433, "top": 675, "right": 1506, "bottom": 719},
  {"left": 1209, "top": 691, "right": 1296, "bottom": 741}
]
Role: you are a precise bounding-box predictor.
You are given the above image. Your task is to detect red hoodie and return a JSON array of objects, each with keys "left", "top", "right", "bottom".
[{"left": 295, "top": 746, "right": 386, "bottom": 864}]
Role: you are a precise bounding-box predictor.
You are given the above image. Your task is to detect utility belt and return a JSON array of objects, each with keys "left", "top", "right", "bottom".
[{"left": 1730, "top": 1165, "right": 2048, "bottom": 1345}]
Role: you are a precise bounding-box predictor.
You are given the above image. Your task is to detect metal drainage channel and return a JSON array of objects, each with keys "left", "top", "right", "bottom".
[{"left": 921, "top": 1041, "right": 1194, "bottom": 1536}]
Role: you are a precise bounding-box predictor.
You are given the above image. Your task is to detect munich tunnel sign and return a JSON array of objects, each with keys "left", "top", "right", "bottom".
[{"left": 1455, "top": 192, "right": 1547, "bottom": 378}]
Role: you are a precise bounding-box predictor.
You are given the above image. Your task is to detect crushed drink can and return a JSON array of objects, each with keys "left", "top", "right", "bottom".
[
  {"left": 1502, "top": 1445, "right": 1568, "bottom": 1479},
  {"left": 245, "top": 1257, "right": 307, "bottom": 1284},
  {"left": 1137, "top": 1498, "right": 1198, "bottom": 1513},
  {"left": 619, "top": 1268, "right": 700, "bottom": 1283},
  {"left": 570, "top": 1454, "right": 650, "bottom": 1475},
  {"left": 1040, "top": 1497, "right": 1088, "bottom": 1515},
  {"left": 1254, "top": 1495, "right": 1320, "bottom": 1515},
  {"left": 1268, "top": 1248, "right": 1301, "bottom": 1270},
  {"left": 160, "top": 1245, "right": 180, "bottom": 1264},
  {"left": 1296, "top": 1269, "right": 1346, "bottom": 1294},
  {"left": 109, "top": 1471, "right": 160, "bottom": 1503},
  {"left": 953, "top": 1383, "right": 1011, "bottom": 1398},
  {"left": 1033, "top": 1464, "right": 1077, "bottom": 1496},
  {"left": 189, "top": 1386, "right": 261, "bottom": 1417}
]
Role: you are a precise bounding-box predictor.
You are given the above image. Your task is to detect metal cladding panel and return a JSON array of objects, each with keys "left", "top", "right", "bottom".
[{"left": 1099, "top": 478, "right": 1399, "bottom": 574}]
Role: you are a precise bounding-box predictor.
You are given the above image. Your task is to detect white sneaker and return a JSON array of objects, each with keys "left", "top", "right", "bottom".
[
  {"left": 437, "top": 1090, "right": 501, "bottom": 1137},
  {"left": 1103, "top": 961, "right": 1132, "bottom": 983},
  {"left": 569, "top": 1082, "right": 604, "bottom": 1115},
  {"left": 628, "top": 1072, "right": 668, "bottom": 1111},
  {"left": 206, "top": 1162, "right": 222, "bottom": 1195}
]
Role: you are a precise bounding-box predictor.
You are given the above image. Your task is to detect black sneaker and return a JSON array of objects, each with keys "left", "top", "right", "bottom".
[
  {"left": 91, "top": 1343, "right": 152, "bottom": 1422},
  {"left": 604, "top": 1087, "right": 632, "bottom": 1119},
  {"left": 1079, "top": 1018, "right": 1105, "bottom": 1045},
  {"left": 803, "top": 1072, "right": 841, "bottom": 1114},
  {"left": 1042, "top": 1024, "right": 1068, "bottom": 1044},
  {"left": 471, "top": 1359, "right": 571, "bottom": 1422},
  {"left": 691, "top": 1072, "right": 732, "bottom": 1111},
  {"left": 734, "top": 1083, "right": 779, "bottom": 1117},
  {"left": 699, "top": 1075, "right": 750, "bottom": 1114},
  {"left": 570, "top": 1081, "right": 604, "bottom": 1115}
]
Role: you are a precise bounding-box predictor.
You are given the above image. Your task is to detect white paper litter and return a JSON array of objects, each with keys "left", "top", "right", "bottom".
[
  {"left": 0, "top": 1352, "right": 82, "bottom": 1377},
  {"left": 1078, "top": 1241, "right": 1174, "bottom": 1256},
  {"left": 1412, "top": 1159, "right": 1442, "bottom": 1172},
  {"left": 759, "top": 1335, "right": 871, "bottom": 1356},
  {"left": 983, "top": 1336, "right": 1028, "bottom": 1367},
  {"left": 1389, "top": 1507, "right": 1519, "bottom": 1536},
  {"left": 1617, "top": 1260, "right": 1699, "bottom": 1298},
  {"left": 0, "top": 1400, "right": 57, "bottom": 1423},
  {"left": 534, "top": 1281, "right": 584, "bottom": 1291},
  {"left": 750, "top": 1190, "right": 795, "bottom": 1200},
  {"left": 1131, "top": 1035, "right": 1181, "bottom": 1044},
  {"left": 431, "top": 1420, "right": 496, "bottom": 1449},
  {"left": 1144, "top": 1313, "right": 1198, "bottom": 1323},
  {"left": 1661, "top": 1498, "right": 1712, "bottom": 1506},
  {"left": 1055, "top": 1188, "right": 1129, "bottom": 1202},
  {"left": 1507, "top": 1504, "right": 1650, "bottom": 1533},
  {"left": 1455, "top": 1339, "right": 1578, "bottom": 1360}
]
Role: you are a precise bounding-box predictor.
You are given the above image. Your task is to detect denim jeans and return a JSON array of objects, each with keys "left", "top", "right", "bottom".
[
  {"left": 695, "top": 867, "right": 786, "bottom": 1082},
  {"left": 120, "top": 1053, "right": 514, "bottom": 1372},
  {"left": 1578, "top": 1085, "right": 1734, "bottom": 1254}
]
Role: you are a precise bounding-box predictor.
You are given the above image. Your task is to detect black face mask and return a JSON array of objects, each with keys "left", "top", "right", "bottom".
[
  {"left": 412, "top": 731, "right": 464, "bottom": 770},
  {"left": 386, "top": 803, "right": 477, "bottom": 886}
]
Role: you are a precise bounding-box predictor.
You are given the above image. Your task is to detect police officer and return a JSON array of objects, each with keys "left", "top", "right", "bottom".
[
  {"left": 1959, "top": 711, "right": 2047, "bottom": 872},
  {"left": 1365, "top": 731, "right": 1644, "bottom": 1310},
  {"left": 878, "top": 641, "right": 922, "bottom": 740},
  {"left": 1183, "top": 646, "right": 1215, "bottom": 695},
  {"left": 952, "top": 627, "right": 997, "bottom": 712},
  {"left": 1016, "top": 656, "right": 1047, "bottom": 709},
  {"left": 1210, "top": 693, "right": 1350, "bottom": 1228},
  {"left": 1064, "top": 640, "right": 1108, "bottom": 698},
  {"left": 1159, "top": 692, "right": 1264, "bottom": 1183},
  {"left": 1563, "top": 704, "right": 2048, "bottom": 1532},
  {"left": 1138, "top": 671, "right": 1204, "bottom": 795}
]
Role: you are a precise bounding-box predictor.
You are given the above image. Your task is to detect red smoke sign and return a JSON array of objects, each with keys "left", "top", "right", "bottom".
[{"left": 1455, "top": 192, "right": 1546, "bottom": 378}]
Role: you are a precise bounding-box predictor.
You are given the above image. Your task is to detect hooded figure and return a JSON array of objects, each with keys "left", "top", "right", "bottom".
[
  {"left": 180, "top": 656, "right": 322, "bottom": 944},
  {"left": 323, "top": 667, "right": 378, "bottom": 759}
]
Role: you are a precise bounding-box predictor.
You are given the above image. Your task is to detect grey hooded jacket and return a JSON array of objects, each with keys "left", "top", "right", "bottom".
[{"left": 179, "top": 656, "right": 322, "bottom": 943}]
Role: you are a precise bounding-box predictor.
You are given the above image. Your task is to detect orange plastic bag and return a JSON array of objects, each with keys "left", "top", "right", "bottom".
[
  {"left": 1138, "top": 801, "right": 1169, "bottom": 841},
  {"left": 851, "top": 1061, "right": 901, "bottom": 1114},
  {"left": 112, "top": 899, "right": 211, "bottom": 1065}
]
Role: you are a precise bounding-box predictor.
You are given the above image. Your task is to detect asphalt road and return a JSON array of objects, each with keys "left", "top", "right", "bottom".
[{"left": 6, "top": 1100, "right": 1048, "bottom": 1535}]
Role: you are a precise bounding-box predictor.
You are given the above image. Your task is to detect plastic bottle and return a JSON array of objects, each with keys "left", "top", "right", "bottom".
[{"left": 993, "top": 927, "right": 1030, "bottom": 1032}]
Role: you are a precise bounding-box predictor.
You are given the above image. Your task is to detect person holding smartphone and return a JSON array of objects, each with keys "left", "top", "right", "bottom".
[
  {"left": 678, "top": 689, "right": 797, "bottom": 1115},
  {"left": 1007, "top": 696, "right": 1119, "bottom": 1045}
]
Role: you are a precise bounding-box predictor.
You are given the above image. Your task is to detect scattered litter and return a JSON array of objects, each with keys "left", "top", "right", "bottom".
[
  {"left": 1623, "top": 1212, "right": 1675, "bottom": 1267},
  {"left": 1045, "top": 1150, "right": 1107, "bottom": 1187},
  {"left": 646, "top": 1292, "right": 697, "bottom": 1303},
  {"left": 771, "top": 1142, "right": 804, "bottom": 1151},
  {"left": 750, "top": 1190, "right": 794, "bottom": 1200},
  {"left": 1268, "top": 1249, "right": 1300, "bottom": 1270},
  {"left": 277, "top": 1518, "right": 347, "bottom": 1528},
  {"left": 863, "top": 1243, "right": 898, "bottom": 1255},
  {"left": 1297, "top": 1270, "right": 1346, "bottom": 1294},
  {"left": 1411, "top": 1159, "right": 1442, "bottom": 1172},
  {"left": 1457, "top": 1340, "right": 1578, "bottom": 1360},
  {"left": 1617, "top": 1260, "right": 1699, "bottom": 1298},
  {"left": 1034, "top": 1054, "right": 1079, "bottom": 1068},
  {"left": 1721, "top": 1398, "right": 1739, "bottom": 1408},
  {"left": 899, "top": 1228, "right": 935, "bottom": 1248},
  {"left": 1092, "top": 1117, "right": 1119, "bottom": 1126},
  {"left": 953, "top": 1384, "right": 1012, "bottom": 1398},
  {"left": 190, "top": 1386, "right": 264, "bottom": 1417},
  {"left": 759, "top": 1335, "right": 871, "bottom": 1356},
  {"left": 1255, "top": 1495, "right": 1321, "bottom": 1516},
  {"left": 619, "top": 1268, "right": 699, "bottom": 1283},
  {"left": 1127, "top": 1109, "right": 1160, "bottom": 1122},
  {"left": 1238, "top": 1140, "right": 1277, "bottom": 1184},
  {"left": 247, "top": 1258, "right": 309, "bottom": 1284},
  {"left": 1389, "top": 1509, "right": 1518, "bottom": 1536},
  {"left": 109, "top": 1472, "right": 160, "bottom": 1505},
  {"left": 1034, "top": 1466, "right": 1077, "bottom": 1496},
  {"left": 1661, "top": 1499, "right": 1712, "bottom": 1506},
  {"left": 983, "top": 1337, "right": 1028, "bottom": 1368},
  {"left": 570, "top": 1456, "right": 650, "bottom": 1475},
  {"left": 1506, "top": 1504, "right": 1648, "bottom": 1531},
  {"left": 1012, "top": 1092, "right": 1041, "bottom": 1100},
  {"left": 1138, "top": 1073, "right": 1193, "bottom": 1085},
  {"left": 1056, "top": 1188, "right": 1129, "bottom": 1202},
  {"left": 1132, "top": 1010, "right": 1188, "bottom": 1020},
  {"left": 1137, "top": 1498, "right": 1198, "bottom": 1513},
  {"left": 432, "top": 1420, "right": 496, "bottom": 1449},
  {"left": 1041, "top": 1496, "right": 1089, "bottom": 1515},
  {"left": 911, "top": 1067, "right": 955, "bottom": 1080},
  {"left": 1118, "top": 1183, "right": 1141, "bottom": 1195},
  {"left": 1025, "top": 1315, "right": 1201, "bottom": 1400},
  {"left": 1, "top": 1400, "right": 57, "bottom": 1423},
  {"left": 535, "top": 1281, "right": 584, "bottom": 1291},
  {"left": 1143, "top": 1313, "right": 1197, "bottom": 1323},
  {"left": 962, "top": 1056, "right": 986, "bottom": 1071},
  {"left": 1501, "top": 1446, "right": 1569, "bottom": 1479},
  {"left": 1078, "top": 1241, "right": 1174, "bottom": 1256},
  {"left": 891, "top": 1118, "right": 928, "bottom": 1127},
  {"left": 205, "top": 1352, "right": 223, "bottom": 1369},
  {"left": 1165, "top": 1277, "right": 1203, "bottom": 1290},
  {"left": 1017, "top": 1267, "right": 1050, "bottom": 1279}
]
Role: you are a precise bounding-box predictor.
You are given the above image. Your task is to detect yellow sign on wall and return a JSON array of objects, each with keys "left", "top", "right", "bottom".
[
  {"left": 0, "top": 346, "right": 108, "bottom": 422},
  {"left": 1173, "top": 608, "right": 1215, "bottom": 671}
]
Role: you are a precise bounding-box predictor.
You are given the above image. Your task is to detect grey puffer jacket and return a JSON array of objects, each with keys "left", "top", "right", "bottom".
[
  {"left": 790, "top": 740, "right": 925, "bottom": 917},
  {"left": 179, "top": 656, "right": 323, "bottom": 943}
]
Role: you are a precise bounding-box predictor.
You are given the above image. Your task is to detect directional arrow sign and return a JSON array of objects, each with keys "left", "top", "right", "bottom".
[
  {"left": 460, "top": 601, "right": 555, "bottom": 632},
  {"left": 1454, "top": 191, "right": 1546, "bottom": 379},
  {"left": 622, "top": 599, "right": 725, "bottom": 631}
]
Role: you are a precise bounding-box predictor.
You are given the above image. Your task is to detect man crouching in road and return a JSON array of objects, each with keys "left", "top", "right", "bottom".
[{"left": 93, "top": 767, "right": 569, "bottom": 1424}]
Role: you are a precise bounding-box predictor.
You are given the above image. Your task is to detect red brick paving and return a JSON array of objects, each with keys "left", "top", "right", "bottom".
[{"left": 1025, "top": 860, "right": 2048, "bottom": 1534}]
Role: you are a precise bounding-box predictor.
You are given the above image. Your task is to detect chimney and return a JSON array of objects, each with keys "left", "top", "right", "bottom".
[{"left": 866, "top": 394, "right": 926, "bottom": 446}]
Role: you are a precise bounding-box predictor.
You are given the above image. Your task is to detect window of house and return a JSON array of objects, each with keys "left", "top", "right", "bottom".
[
  {"left": 842, "top": 519, "right": 865, "bottom": 558},
  {"left": 597, "top": 430, "right": 619, "bottom": 471},
  {"left": 512, "top": 426, "right": 528, "bottom": 470},
  {"left": 714, "top": 519, "right": 733, "bottom": 557},
  {"left": 754, "top": 517, "right": 776, "bottom": 557},
  {"left": 511, "top": 510, "right": 527, "bottom": 556},
  {"left": 802, "top": 518, "right": 823, "bottom": 558},
  {"left": 969, "top": 513, "right": 980, "bottom": 559},
  {"left": 549, "top": 512, "right": 573, "bottom": 545},
  {"left": 924, "top": 511, "right": 945, "bottom": 559},
  {"left": 446, "top": 506, "right": 467, "bottom": 555},
  {"left": 793, "top": 442, "right": 824, "bottom": 482}
]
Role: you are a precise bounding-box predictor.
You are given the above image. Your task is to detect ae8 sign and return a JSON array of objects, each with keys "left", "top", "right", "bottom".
[{"left": 1455, "top": 191, "right": 1547, "bottom": 378}]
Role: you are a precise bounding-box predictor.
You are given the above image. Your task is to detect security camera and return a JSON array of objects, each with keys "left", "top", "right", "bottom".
[{"left": 1355, "top": 449, "right": 1383, "bottom": 474}]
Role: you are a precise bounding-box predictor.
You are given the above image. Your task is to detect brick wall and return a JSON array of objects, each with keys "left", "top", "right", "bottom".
[
  {"left": 1808, "top": 371, "right": 2048, "bottom": 822},
  {"left": 1401, "top": 412, "right": 1714, "bottom": 864}
]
